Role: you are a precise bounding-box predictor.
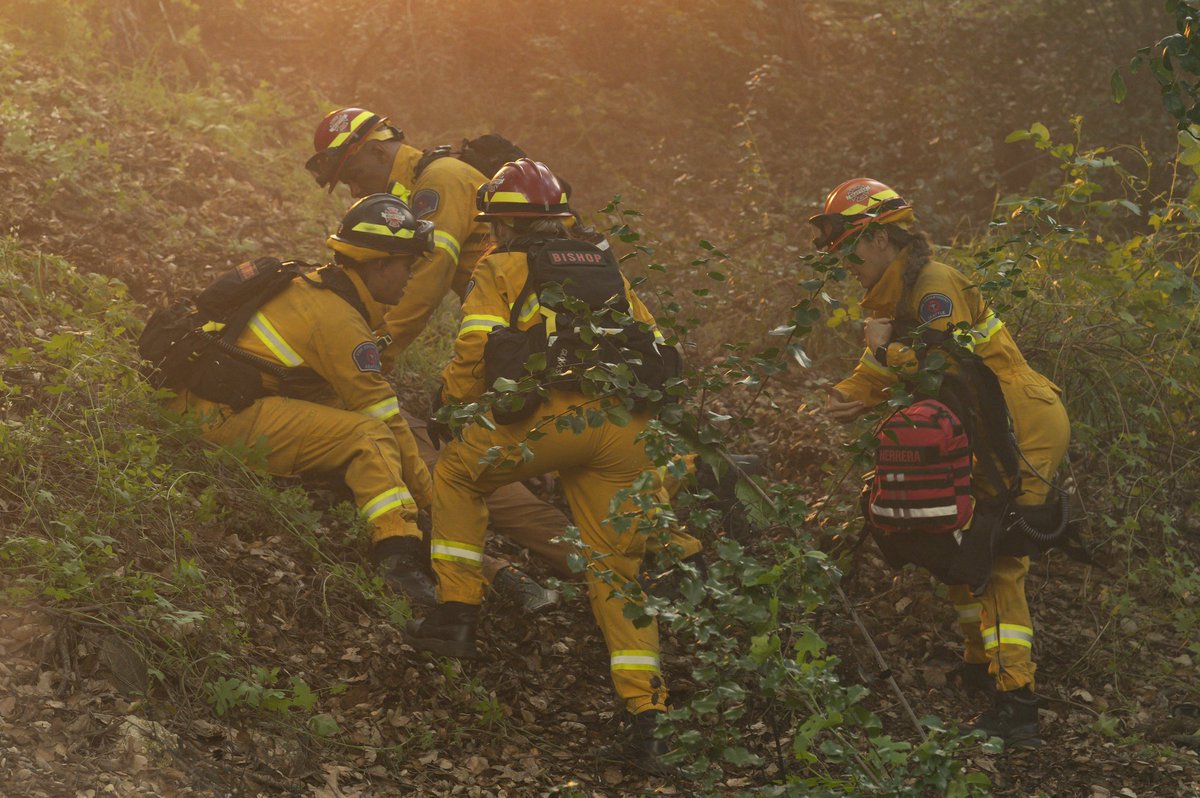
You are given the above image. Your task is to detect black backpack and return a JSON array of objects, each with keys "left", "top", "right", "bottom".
[
  {"left": 482, "top": 238, "right": 680, "bottom": 424},
  {"left": 414, "top": 134, "right": 529, "bottom": 181},
  {"left": 138, "top": 258, "right": 356, "bottom": 411}
]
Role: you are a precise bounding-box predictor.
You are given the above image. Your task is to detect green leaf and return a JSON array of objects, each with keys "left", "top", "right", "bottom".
[
  {"left": 1111, "top": 69, "right": 1128, "bottom": 104},
  {"left": 749, "top": 632, "right": 781, "bottom": 664},
  {"left": 721, "top": 746, "right": 761, "bottom": 767},
  {"left": 1030, "top": 122, "right": 1050, "bottom": 142},
  {"left": 308, "top": 713, "right": 339, "bottom": 738}
]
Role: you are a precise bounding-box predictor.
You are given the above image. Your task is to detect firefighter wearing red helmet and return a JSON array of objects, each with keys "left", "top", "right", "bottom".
[
  {"left": 814, "top": 178, "right": 1071, "bottom": 748},
  {"left": 406, "top": 159, "right": 697, "bottom": 775},
  {"left": 306, "top": 107, "right": 491, "bottom": 354}
]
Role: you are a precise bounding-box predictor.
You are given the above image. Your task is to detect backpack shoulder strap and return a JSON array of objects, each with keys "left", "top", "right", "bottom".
[
  {"left": 414, "top": 145, "right": 455, "bottom": 179},
  {"left": 506, "top": 241, "right": 548, "bottom": 328}
]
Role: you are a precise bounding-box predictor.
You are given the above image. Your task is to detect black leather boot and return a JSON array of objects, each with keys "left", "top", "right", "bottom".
[
  {"left": 965, "top": 685, "right": 1042, "bottom": 748},
  {"left": 950, "top": 661, "right": 994, "bottom": 695},
  {"left": 372, "top": 537, "right": 436, "bottom": 609},
  {"left": 406, "top": 601, "right": 479, "bottom": 659},
  {"left": 491, "top": 566, "right": 560, "bottom": 614},
  {"left": 626, "top": 709, "right": 675, "bottom": 777}
]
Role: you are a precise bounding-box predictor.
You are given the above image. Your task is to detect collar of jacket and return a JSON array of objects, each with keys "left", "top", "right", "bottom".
[
  {"left": 386, "top": 143, "right": 425, "bottom": 202},
  {"left": 860, "top": 249, "right": 909, "bottom": 315},
  {"left": 311, "top": 264, "right": 387, "bottom": 330}
]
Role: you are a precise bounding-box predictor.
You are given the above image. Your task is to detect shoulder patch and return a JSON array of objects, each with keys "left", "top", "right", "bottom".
[
  {"left": 352, "top": 341, "right": 382, "bottom": 373},
  {"left": 412, "top": 188, "right": 441, "bottom": 218},
  {"left": 918, "top": 292, "right": 954, "bottom": 324}
]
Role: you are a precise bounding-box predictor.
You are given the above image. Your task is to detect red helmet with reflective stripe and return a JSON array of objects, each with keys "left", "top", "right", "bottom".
[
  {"left": 475, "top": 158, "right": 572, "bottom": 220},
  {"left": 305, "top": 107, "right": 402, "bottom": 193},
  {"left": 809, "top": 178, "right": 913, "bottom": 252}
]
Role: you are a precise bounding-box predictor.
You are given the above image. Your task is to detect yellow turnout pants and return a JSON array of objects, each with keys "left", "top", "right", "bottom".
[
  {"left": 403, "top": 409, "right": 575, "bottom": 580},
  {"left": 947, "top": 369, "right": 1070, "bottom": 692},
  {"left": 431, "top": 393, "right": 670, "bottom": 714},
  {"left": 182, "top": 394, "right": 424, "bottom": 546}
]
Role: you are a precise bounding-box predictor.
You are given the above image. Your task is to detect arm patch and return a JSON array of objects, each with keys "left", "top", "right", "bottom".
[
  {"left": 412, "top": 188, "right": 441, "bottom": 218},
  {"left": 352, "top": 341, "right": 382, "bottom": 373},
  {"left": 918, "top": 292, "right": 954, "bottom": 323}
]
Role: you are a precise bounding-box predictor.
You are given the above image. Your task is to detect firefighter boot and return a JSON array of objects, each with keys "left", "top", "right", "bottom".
[
  {"left": 965, "top": 686, "right": 1042, "bottom": 748},
  {"left": 374, "top": 538, "right": 437, "bottom": 609},
  {"left": 406, "top": 602, "right": 479, "bottom": 659},
  {"left": 491, "top": 566, "right": 560, "bottom": 614},
  {"left": 625, "top": 709, "right": 675, "bottom": 777},
  {"left": 950, "top": 661, "right": 994, "bottom": 695}
]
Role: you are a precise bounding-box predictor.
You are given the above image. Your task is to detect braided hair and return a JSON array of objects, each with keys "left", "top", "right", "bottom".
[{"left": 884, "top": 225, "right": 933, "bottom": 322}]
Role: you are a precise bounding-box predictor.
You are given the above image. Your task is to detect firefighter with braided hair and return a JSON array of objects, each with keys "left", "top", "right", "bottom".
[
  {"left": 812, "top": 178, "right": 1071, "bottom": 748},
  {"left": 406, "top": 159, "right": 698, "bottom": 774}
]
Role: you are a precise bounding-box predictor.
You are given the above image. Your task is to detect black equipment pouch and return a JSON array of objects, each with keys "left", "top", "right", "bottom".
[
  {"left": 481, "top": 239, "right": 680, "bottom": 425},
  {"left": 865, "top": 490, "right": 1001, "bottom": 596},
  {"left": 483, "top": 323, "right": 547, "bottom": 425},
  {"left": 529, "top": 239, "right": 679, "bottom": 402}
]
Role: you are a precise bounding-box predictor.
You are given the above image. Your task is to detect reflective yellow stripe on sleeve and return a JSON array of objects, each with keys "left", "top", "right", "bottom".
[
  {"left": 970, "top": 311, "right": 1005, "bottom": 345},
  {"left": 458, "top": 314, "right": 507, "bottom": 338},
  {"left": 610, "top": 650, "right": 661, "bottom": 672},
  {"left": 248, "top": 312, "right": 304, "bottom": 367},
  {"left": 363, "top": 487, "right": 416, "bottom": 522},
  {"left": 362, "top": 396, "right": 400, "bottom": 421},
  {"left": 430, "top": 539, "right": 484, "bottom": 566},
  {"left": 433, "top": 231, "right": 461, "bottom": 264}
]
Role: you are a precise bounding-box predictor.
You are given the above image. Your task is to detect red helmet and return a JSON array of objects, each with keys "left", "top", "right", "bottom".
[
  {"left": 305, "top": 107, "right": 401, "bottom": 192},
  {"left": 809, "top": 178, "right": 913, "bottom": 252},
  {"left": 475, "top": 158, "right": 572, "bottom": 221}
]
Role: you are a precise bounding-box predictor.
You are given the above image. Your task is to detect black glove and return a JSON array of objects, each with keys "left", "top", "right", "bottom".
[{"left": 428, "top": 385, "right": 452, "bottom": 450}]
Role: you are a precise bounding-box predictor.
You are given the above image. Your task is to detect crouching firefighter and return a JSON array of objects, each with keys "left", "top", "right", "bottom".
[
  {"left": 406, "top": 159, "right": 692, "bottom": 775},
  {"left": 813, "top": 178, "right": 1071, "bottom": 748},
  {"left": 140, "top": 194, "right": 450, "bottom": 608}
]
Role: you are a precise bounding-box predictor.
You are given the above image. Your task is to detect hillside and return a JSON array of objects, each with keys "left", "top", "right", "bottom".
[{"left": 2, "top": 2, "right": 1200, "bottom": 796}]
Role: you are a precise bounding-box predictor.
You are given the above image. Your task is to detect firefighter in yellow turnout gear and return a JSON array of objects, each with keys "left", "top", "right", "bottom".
[
  {"left": 306, "top": 107, "right": 490, "bottom": 354},
  {"left": 170, "top": 195, "right": 450, "bottom": 603},
  {"left": 407, "top": 159, "right": 686, "bottom": 775},
  {"left": 813, "top": 178, "right": 1070, "bottom": 748}
]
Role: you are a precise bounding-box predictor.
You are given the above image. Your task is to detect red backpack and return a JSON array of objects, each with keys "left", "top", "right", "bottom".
[{"left": 868, "top": 399, "right": 974, "bottom": 535}]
